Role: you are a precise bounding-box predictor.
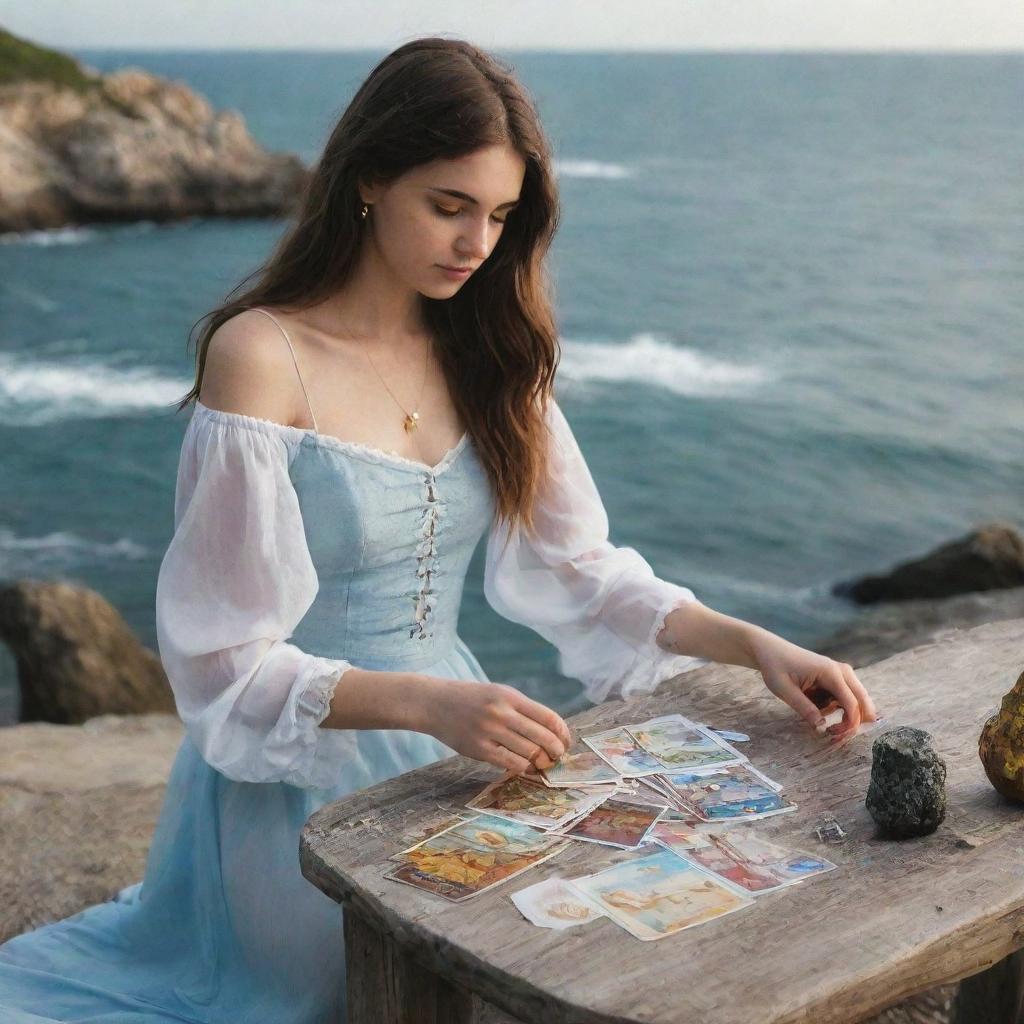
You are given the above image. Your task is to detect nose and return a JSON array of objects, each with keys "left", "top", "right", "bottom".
[{"left": 457, "top": 218, "right": 490, "bottom": 261}]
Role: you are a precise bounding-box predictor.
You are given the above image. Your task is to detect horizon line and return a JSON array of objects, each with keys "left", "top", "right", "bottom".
[{"left": 66, "top": 45, "right": 1024, "bottom": 56}]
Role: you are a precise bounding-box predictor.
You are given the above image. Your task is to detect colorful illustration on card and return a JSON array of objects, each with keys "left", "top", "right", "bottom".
[
  {"left": 542, "top": 745, "right": 623, "bottom": 787},
  {"left": 568, "top": 848, "right": 753, "bottom": 941},
  {"left": 385, "top": 814, "right": 569, "bottom": 902},
  {"left": 659, "top": 764, "right": 796, "bottom": 821},
  {"left": 466, "top": 775, "right": 608, "bottom": 829},
  {"left": 581, "top": 727, "right": 665, "bottom": 777},
  {"left": 563, "top": 798, "right": 665, "bottom": 849},
  {"left": 625, "top": 714, "right": 745, "bottom": 771}
]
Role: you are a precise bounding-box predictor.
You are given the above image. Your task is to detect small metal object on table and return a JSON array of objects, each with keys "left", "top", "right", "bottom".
[{"left": 300, "top": 618, "right": 1024, "bottom": 1024}]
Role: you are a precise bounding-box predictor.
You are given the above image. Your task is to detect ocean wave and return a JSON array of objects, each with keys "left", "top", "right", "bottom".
[
  {"left": 558, "top": 333, "right": 775, "bottom": 397},
  {"left": 0, "top": 528, "right": 148, "bottom": 576},
  {"left": 555, "top": 158, "right": 633, "bottom": 179},
  {"left": 0, "top": 353, "right": 191, "bottom": 426},
  {"left": 0, "top": 221, "right": 160, "bottom": 247}
]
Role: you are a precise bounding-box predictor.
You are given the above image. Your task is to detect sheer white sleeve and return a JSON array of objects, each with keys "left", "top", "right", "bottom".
[
  {"left": 483, "top": 397, "right": 709, "bottom": 704},
  {"left": 155, "top": 404, "right": 356, "bottom": 788}
]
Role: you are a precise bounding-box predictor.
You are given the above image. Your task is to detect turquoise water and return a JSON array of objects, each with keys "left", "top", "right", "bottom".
[{"left": 1, "top": 51, "right": 1021, "bottom": 725}]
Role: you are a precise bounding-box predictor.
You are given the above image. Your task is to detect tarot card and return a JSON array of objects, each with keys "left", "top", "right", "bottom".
[
  {"left": 567, "top": 848, "right": 754, "bottom": 941},
  {"left": 466, "top": 774, "right": 612, "bottom": 831},
  {"left": 710, "top": 830, "right": 838, "bottom": 886},
  {"left": 510, "top": 876, "right": 606, "bottom": 929},
  {"left": 562, "top": 798, "right": 666, "bottom": 849},
  {"left": 538, "top": 745, "right": 623, "bottom": 787},
  {"left": 680, "top": 840, "right": 794, "bottom": 895},
  {"left": 626, "top": 714, "right": 747, "bottom": 772},
  {"left": 384, "top": 814, "right": 571, "bottom": 903},
  {"left": 658, "top": 764, "right": 797, "bottom": 823},
  {"left": 649, "top": 819, "right": 718, "bottom": 854},
  {"left": 389, "top": 810, "right": 482, "bottom": 860},
  {"left": 582, "top": 726, "right": 665, "bottom": 777}
]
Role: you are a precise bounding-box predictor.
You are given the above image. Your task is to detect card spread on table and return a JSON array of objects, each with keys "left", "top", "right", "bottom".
[
  {"left": 382, "top": 710, "right": 836, "bottom": 925},
  {"left": 562, "top": 797, "right": 666, "bottom": 849},
  {"left": 466, "top": 774, "right": 613, "bottom": 831},
  {"left": 567, "top": 848, "right": 754, "bottom": 941},
  {"left": 625, "top": 714, "right": 747, "bottom": 772},
  {"left": 510, "top": 876, "right": 606, "bottom": 929},
  {"left": 384, "top": 813, "right": 570, "bottom": 903}
]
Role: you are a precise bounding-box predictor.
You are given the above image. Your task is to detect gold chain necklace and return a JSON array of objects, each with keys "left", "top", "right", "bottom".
[{"left": 358, "top": 334, "right": 431, "bottom": 434}]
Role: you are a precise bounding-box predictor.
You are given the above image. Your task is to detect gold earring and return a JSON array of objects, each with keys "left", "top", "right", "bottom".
[{"left": 360, "top": 203, "right": 369, "bottom": 219}]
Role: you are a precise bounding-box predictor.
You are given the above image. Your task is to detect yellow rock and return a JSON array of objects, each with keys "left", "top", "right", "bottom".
[{"left": 979, "top": 667, "right": 1024, "bottom": 802}]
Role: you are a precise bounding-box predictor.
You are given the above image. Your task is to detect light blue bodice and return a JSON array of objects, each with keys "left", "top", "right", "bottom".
[{"left": 287, "top": 429, "right": 497, "bottom": 672}]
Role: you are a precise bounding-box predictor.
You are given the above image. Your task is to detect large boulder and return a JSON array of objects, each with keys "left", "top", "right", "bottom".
[
  {"left": 832, "top": 522, "right": 1024, "bottom": 605},
  {"left": 0, "top": 712, "right": 183, "bottom": 943},
  {"left": 0, "top": 27, "right": 309, "bottom": 232},
  {"left": 0, "top": 579, "right": 176, "bottom": 724}
]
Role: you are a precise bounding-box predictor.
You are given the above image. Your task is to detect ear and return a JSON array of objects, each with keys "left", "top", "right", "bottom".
[{"left": 357, "top": 174, "right": 384, "bottom": 206}]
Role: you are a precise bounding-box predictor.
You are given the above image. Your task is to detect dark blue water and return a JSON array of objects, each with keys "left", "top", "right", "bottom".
[{"left": 2, "top": 51, "right": 1021, "bottom": 725}]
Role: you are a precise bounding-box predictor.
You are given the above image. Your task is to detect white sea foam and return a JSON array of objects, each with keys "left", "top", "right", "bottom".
[
  {"left": 0, "top": 353, "right": 191, "bottom": 426},
  {"left": 0, "top": 528, "right": 148, "bottom": 575},
  {"left": 0, "top": 221, "right": 160, "bottom": 246},
  {"left": 558, "top": 333, "right": 774, "bottom": 398},
  {"left": 554, "top": 159, "right": 634, "bottom": 179}
]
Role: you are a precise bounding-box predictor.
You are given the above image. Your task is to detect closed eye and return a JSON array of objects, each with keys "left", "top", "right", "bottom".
[{"left": 433, "top": 204, "right": 507, "bottom": 225}]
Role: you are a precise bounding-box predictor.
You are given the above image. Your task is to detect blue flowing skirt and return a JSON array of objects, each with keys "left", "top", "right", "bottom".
[{"left": 0, "top": 638, "right": 489, "bottom": 1023}]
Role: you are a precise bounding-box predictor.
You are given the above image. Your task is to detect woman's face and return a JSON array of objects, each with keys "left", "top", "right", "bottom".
[{"left": 360, "top": 142, "right": 526, "bottom": 298}]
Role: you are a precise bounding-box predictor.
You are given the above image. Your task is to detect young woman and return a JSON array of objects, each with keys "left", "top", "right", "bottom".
[{"left": 0, "top": 36, "right": 877, "bottom": 1023}]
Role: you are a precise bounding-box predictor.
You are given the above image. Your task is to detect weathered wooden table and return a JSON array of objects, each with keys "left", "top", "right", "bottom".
[{"left": 300, "top": 618, "right": 1024, "bottom": 1024}]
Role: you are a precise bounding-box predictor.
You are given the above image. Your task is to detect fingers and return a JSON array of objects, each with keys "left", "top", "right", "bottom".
[
  {"left": 503, "top": 711, "right": 568, "bottom": 765},
  {"left": 483, "top": 741, "right": 534, "bottom": 776},
  {"left": 511, "top": 690, "right": 573, "bottom": 748},
  {"left": 492, "top": 727, "right": 554, "bottom": 769},
  {"left": 783, "top": 683, "right": 836, "bottom": 734},
  {"left": 840, "top": 661, "right": 879, "bottom": 722}
]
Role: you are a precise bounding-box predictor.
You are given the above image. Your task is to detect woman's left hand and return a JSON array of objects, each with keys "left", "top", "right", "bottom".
[{"left": 746, "top": 629, "right": 880, "bottom": 740}]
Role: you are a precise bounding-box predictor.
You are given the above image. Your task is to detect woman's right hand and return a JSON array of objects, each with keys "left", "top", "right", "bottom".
[{"left": 419, "top": 678, "right": 573, "bottom": 775}]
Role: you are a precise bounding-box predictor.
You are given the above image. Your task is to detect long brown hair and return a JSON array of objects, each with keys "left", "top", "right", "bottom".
[{"left": 176, "top": 36, "right": 562, "bottom": 538}]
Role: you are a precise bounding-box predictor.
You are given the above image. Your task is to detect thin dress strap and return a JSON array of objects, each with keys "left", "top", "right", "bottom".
[{"left": 246, "top": 307, "right": 319, "bottom": 434}]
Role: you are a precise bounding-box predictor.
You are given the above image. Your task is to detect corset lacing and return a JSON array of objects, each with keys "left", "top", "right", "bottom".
[{"left": 410, "top": 470, "right": 446, "bottom": 639}]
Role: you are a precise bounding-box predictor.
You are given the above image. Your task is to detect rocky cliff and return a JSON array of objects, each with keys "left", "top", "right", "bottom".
[{"left": 0, "top": 26, "right": 308, "bottom": 233}]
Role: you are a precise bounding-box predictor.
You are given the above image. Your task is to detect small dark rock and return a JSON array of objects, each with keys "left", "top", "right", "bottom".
[{"left": 865, "top": 726, "right": 947, "bottom": 838}]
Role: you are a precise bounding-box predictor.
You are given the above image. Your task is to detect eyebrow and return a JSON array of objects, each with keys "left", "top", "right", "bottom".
[{"left": 426, "top": 187, "right": 521, "bottom": 210}]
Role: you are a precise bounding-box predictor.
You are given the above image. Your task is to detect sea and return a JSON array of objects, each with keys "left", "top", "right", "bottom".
[{"left": 1, "top": 51, "right": 1021, "bottom": 726}]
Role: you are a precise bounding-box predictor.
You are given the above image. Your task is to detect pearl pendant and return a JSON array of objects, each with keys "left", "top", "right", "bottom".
[{"left": 404, "top": 411, "right": 419, "bottom": 433}]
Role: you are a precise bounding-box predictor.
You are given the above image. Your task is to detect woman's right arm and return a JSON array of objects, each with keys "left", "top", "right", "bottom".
[{"left": 321, "top": 668, "right": 572, "bottom": 774}]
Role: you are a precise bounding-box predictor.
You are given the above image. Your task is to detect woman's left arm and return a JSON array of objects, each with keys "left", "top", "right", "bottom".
[{"left": 656, "top": 599, "right": 880, "bottom": 739}]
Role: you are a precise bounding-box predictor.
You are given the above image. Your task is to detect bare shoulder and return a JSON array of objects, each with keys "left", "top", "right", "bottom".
[{"left": 198, "top": 308, "right": 303, "bottom": 425}]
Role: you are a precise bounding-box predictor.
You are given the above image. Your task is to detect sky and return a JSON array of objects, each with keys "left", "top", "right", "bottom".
[{"left": 3, "top": 0, "right": 1024, "bottom": 53}]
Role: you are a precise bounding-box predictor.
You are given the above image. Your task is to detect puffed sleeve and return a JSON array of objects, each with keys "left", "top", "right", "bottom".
[
  {"left": 155, "top": 404, "right": 356, "bottom": 788},
  {"left": 483, "top": 397, "right": 709, "bottom": 705}
]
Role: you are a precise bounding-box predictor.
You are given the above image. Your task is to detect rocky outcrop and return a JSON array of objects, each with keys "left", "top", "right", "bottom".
[
  {"left": 0, "top": 712, "right": 183, "bottom": 943},
  {"left": 832, "top": 522, "right": 1024, "bottom": 605},
  {"left": 0, "top": 27, "right": 308, "bottom": 232},
  {"left": 0, "top": 579, "right": 176, "bottom": 724}
]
